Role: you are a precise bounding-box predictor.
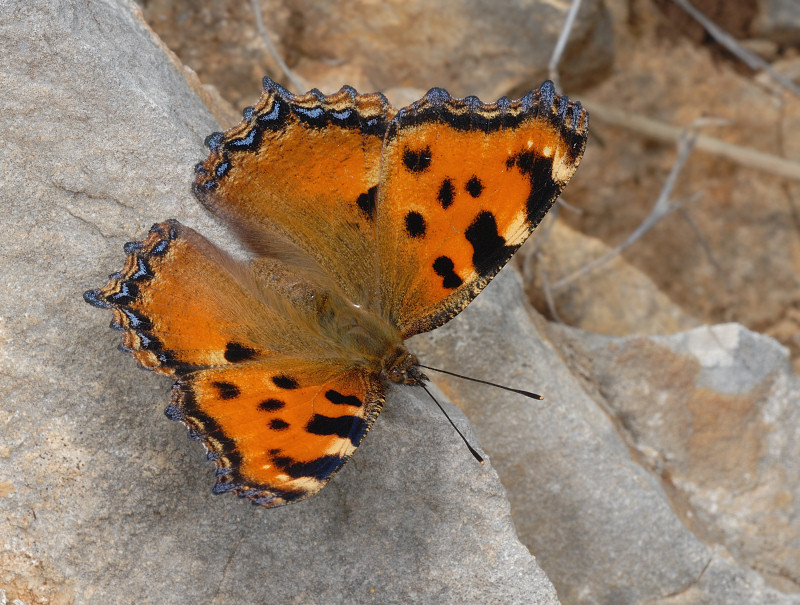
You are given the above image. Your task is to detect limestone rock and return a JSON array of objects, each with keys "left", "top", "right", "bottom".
[
  {"left": 140, "top": 0, "right": 614, "bottom": 106},
  {"left": 0, "top": 1, "right": 557, "bottom": 603},
  {"left": 577, "top": 322, "right": 800, "bottom": 594},
  {"left": 412, "top": 268, "right": 800, "bottom": 603}
]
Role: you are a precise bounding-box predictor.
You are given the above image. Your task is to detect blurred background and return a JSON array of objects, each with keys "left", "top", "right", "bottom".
[{"left": 137, "top": 0, "right": 800, "bottom": 373}]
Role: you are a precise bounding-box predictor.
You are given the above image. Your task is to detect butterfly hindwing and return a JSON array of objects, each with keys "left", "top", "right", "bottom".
[
  {"left": 86, "top": 221, "right": 389, "bottom": 507},
  {"left": 375, "top": 83, "right": 588, "bottom": 337},
  {"left": 84, "top": 220, "right": 283, "bottom": 376},
  {"left": 168, "top": 364, "right": 384, "bottom": 507},
  {"left": 193, "top": 77, "right": 396, "bottom": 308}
]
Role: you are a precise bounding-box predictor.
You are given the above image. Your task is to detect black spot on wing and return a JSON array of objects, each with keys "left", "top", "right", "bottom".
[
  {"left": 273, "top": 454, "right": 345, "bottom": 481},
  {"left": 507, "top": 150, "right": 559, "bottom": 225},
  {"left": 402, "top": 146, "right": 432, "bottom": 172},
  {"left": 405, "top": 211, "right": 426, "bottom": 238},
  {"left": 438, "top": 178, "right": 455, "bottom": 209},
  {"left": 269, "top": 419, "right": 289, "bottom": 430},
  {"left": 306, "top": 414, "right": 367, "bottom": 445},
  {"left": 465, "top": 176, "right": 484, "bottom": 198},
  {"left": 325, "top": 390, "right": 363, "bottom": 407},
  {"left": 464, "top": 211, "right": 516, "bottom": 277},
  {"left": 356, "top": 185, "right": 377, "bottom": 220},
  {"left": 258, "top": 398, "right": 285, "bottom": 412},
  {"left": 224, "top": 342, "right": 258, "bottom": 363},
  {"left": 272, "top": 375, "right": 299, "bottom": 389},
  {"left": 213, "top": 381, "right": 240, "bottom": 400},
  {"left": 432, "top": 256, "right": 463, "bottom": 289}
]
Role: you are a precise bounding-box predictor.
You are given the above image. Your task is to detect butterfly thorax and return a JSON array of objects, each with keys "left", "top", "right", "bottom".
[{"left": 318, "top": 293, "right": 424, "bottom": 385}]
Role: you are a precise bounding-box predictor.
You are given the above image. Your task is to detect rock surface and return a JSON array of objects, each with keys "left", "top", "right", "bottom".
[
  {"left": 0, "top": 1, "right": 557, "bottom": 603},
  {"left": 577, "top": 322, "right": 800, "bottom": 594},
  {"left": 518, "top": 220, "right": 700, "bottom": 336},
  {"left": 413, "top": 268, "right": 800, "bottom": 603},
  {"left": 139, "top": 0, "right": 614, "bottom": 106}
]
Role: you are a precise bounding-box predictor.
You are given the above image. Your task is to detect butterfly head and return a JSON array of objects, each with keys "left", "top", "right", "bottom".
[{"left": 380, "top": 345, "right": 426, "bottom": 386}]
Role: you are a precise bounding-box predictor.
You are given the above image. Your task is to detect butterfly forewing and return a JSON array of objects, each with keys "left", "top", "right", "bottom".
[
  {"left": 193, "top": 78, "right": 396, "bottom": 308},
  {"left": 375, "top": 84, "right": 588, "bottom": 337}
]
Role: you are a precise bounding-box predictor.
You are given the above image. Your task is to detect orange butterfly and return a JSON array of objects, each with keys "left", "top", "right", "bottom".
[{"left": 85, "top": 77, "right": 588, "bottom": 507}]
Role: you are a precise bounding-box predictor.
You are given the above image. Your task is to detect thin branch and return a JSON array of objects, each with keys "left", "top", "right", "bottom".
[
  {"left": 670, "top": 0, "right": 800, "bottom": 98},
  {"left": 551, "top": 131, "right": 699, "bottom": 290},
  {"left": 676, "top": 205, "right": 722, "bottom": 273},
  {"left": 585, "top": 100, "right": 800, "bottom": 182},
  {"left": 548, "top": 0, "right": 584, "bottom": 92},
  {"left": 538, "top": 260, "right": 564, "bottom": 323},
  {"left": 555, "top": 196, "right": 584, "bottom": 216},
  {"left": 250, "top": 0, "right": 307, "bottom": 93}
]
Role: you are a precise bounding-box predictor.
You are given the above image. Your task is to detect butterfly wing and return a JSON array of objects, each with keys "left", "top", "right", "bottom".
[
  {"left": 170, "top": 363, "right": 384, "bottom": 507},
  {"left": 375, "top": 83, "right": 588, "bottom": 337},
  {"left": 85, "top": 221, "right": 385, "bottom": 506},
  {"left": 84, "top": 220, "right": 281, "bottom": 376},
  {"left": 193, "top": 77, "right": 396, "bottom": 308}
]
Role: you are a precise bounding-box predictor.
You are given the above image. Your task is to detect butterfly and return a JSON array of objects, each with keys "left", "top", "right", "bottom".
[{"left": 84, "top": 77, "right": 588, "bottom": 507}]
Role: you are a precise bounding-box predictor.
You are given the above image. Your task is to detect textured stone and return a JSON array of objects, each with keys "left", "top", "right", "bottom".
[
  {"left": 141, "top": 0, "right": 614, "bottom": 107},
  {"left": 0, "top": 1, "right": 556, "bottom": 603},
  {"left": 412, "top": 268, "right": 800, "bottom": 603},
  {"left": 578, "top": 322, "right": 800, "bottom": 594}
]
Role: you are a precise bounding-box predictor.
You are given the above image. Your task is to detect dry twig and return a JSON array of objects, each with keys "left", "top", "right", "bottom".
[
  {"left": 548, "top": 0, "right": 584, "bottom": 92},
  {"left": 670, "top": 0, "right": 800, "bottom": 98},
  {"left": 585, "top": 101, "right": 800, "bottom": 182},
  {"left": 250, "top": 0, "right": 307, "bottom": 93},
  {"left": 551, "top": 131, "right": 699, "bottom": 291}
]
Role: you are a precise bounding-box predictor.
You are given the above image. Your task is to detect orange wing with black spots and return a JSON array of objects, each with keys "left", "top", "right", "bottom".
[
  {"left": 194, "top": 77, "right": 396, "bottom": 307},
  {"left": 375, "top": 83, "right": 588, "bottom": 337},
  {"left": 169, "top": 364, "right": 384, "bottom": 507},
  {"left": 85, "top": 79, "right": 588, "bottom": 508},
  {"left": 84, "top": 220, "right": 283, "bottom": 377},
  {"left": 85, "top": 220, "right": 390, "bottom": 506}
]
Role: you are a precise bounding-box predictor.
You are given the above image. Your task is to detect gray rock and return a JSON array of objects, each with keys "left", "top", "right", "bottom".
[
  {"left": 579, "top": 323, "right": 800, "bottom": 595},
  {"left": 754, "top": 0, "right": 800, "bottom": 46},
  {"left": 0, "top": 1, "right": 556, "bottom": 603},
  {"left": 412, "top": 269, "right": 707, "bottom": 603},
  {"left": 412, "top": 268, "right": 800, "bottom": 603},
  {"left": 648, "top": 550, "right": 800, "bottom": 605}
]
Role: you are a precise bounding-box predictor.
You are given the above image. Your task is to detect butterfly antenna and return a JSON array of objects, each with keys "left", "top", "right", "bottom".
[
  {"left": 421, "top": 384, "right": 484, "bottom": 465},
  {"left": 418, "top": 365, "right": 543, "bottom": 400}
]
